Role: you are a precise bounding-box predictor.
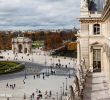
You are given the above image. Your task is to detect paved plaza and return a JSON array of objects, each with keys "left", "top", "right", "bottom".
[
  {"left": 0, "top": 50, "right": 76, "bottom": 100},
  {"left": 0, "top": 75, "right": 74, "bottom": 100}
]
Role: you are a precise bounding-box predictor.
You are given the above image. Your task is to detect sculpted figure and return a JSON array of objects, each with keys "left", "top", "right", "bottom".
[{"left": 80, "top": 0, "right": 88, "bottom": 9}]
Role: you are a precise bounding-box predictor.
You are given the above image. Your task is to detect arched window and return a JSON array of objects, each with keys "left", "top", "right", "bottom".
[{"left": 93, "top": 24, "right": 100, "bottom": 35}]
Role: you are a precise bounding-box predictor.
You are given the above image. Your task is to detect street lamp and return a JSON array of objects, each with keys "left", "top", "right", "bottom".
[
  {"left": 60, "top": 87, "right": 62, "bottom": 100},
  {"left": 68, "top": 63, "right": 71, "bottom": 78},
  {"left": 48, "top": 66, "right": 49, "bottom": 76},
  {"left": 62, "top": 82, "right": 64, "bottom": 96},
  {"left": 66, "top": 78, "right": 67, "bottom": 90},
  {"left": 24, "top": 63, "right": 27, "bottom": 79},
  {"left": 32, "top": 51, "right": 34, "bottom": 62},
  {"left": 58, "top": 59, "right": 60, "bottom": 65},
  {"left": 52, "top": 56, "right": 54, "bottom": 67},
  {"left": 44, "top": 53, "right": 48, "bottom": 76},
  {"left": 50, "top": 58, "right": 53, "bottom": 73},
  {"left": 56, "top": 92, "right": 58, "bottom": 100}
]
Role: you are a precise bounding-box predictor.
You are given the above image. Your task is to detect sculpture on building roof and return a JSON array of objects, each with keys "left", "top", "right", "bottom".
[{"left": 81, "top": 0, "right": 88, "bottom": 9}]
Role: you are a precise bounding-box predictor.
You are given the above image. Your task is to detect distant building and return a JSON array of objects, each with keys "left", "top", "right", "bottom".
[
  {"left": 12, "top": 37, "right": 32, "bottom": 54},
  {"left": 78, "top": 0, "right": 110, "bottom": 80}
]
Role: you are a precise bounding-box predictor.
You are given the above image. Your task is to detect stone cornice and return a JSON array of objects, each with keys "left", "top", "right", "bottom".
[
  {"left": 80, "top": 17, "right": 102, "bottom": 23},
  {"left": 79, "top": 35, "right": 104, "bottom": 38}
]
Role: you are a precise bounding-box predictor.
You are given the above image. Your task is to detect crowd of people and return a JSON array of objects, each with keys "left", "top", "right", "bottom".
[
  {"left": 23, "top": 89, "right": 53, "bottom": 100},
  {"left": 6, "top": 83, "right": 16, "bottom": 90}
]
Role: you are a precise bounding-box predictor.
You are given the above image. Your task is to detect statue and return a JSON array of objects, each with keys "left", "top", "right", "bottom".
[
  {"left": 74, "top": 75, "right": 80, "bottom": 96},
  {"left": 80, "top": 0, "right": 88, "bottom": 9},
  {"left": 67, "top": 85, "right": 75, "bottom": 100}
]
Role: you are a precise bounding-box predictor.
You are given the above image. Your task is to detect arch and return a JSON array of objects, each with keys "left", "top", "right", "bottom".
[
  {"left": 93, "top": 24, "right": 100, "bottom": 35},
  {"left": 18, "top": 44, "right": 22, "bottom": 53}
]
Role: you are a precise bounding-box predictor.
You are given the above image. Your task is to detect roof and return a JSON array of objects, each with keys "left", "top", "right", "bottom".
[{"left": 88, "top": 0, "right": 105, "bottom": 12}]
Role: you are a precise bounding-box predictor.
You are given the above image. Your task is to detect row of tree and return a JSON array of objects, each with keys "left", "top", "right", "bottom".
[{"left": 0, "top": 29, "right": 77, "bottom": 50}]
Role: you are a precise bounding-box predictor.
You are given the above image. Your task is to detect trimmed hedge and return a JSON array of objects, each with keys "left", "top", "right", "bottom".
[{"left": 0, "top": 61, "right": 25, "bottom": 75}]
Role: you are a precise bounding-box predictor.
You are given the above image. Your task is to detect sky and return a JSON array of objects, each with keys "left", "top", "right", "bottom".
[{"left": 0, "top": 0, "right": 80, "bottom": 30}]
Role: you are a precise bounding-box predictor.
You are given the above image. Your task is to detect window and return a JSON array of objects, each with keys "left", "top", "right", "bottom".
[{"left": 93, "top": 24, "right": 100, "bottom": 35}]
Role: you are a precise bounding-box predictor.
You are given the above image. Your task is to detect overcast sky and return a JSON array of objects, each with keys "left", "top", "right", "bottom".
[{"left": 0, "top": 0, "right": 80, "bottom": 30}]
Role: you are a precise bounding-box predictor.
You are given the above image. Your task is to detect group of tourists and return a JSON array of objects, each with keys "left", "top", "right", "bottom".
[
  {"left": 23, "top": 89, "right": 52, "bottom": 100},
  {"left": 6, "top": 83, "right": 16, "bottom": 90}
]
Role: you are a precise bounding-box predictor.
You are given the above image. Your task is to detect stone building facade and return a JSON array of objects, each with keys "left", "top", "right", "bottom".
[
  {"left": 12, "top": 37, "right": 32, "bottom": 54},
  {"left": 78, "top": 0, "right": 110, "bottom": 81}
]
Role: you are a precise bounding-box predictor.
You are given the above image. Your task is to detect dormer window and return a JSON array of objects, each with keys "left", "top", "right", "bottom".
[{"left": 93, "top": 24, "right": 100, "bottom": 35}]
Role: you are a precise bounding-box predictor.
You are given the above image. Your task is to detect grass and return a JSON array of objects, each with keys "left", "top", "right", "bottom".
[
  {"left": 0, "top": 61, "right": 25, "bottom": 75},
  {"left": 32, "top": 40, "right": 44, "bottom": 48}
]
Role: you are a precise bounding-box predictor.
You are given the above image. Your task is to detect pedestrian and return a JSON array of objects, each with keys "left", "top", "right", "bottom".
[
  {"left": 10, "top": 84, "right": 12, "bottom": 88},
  {"left": 36, "top": 74, "right": 38, "bottom": 78},
  {"left": 45, "top": 91, "right": 48, "bottom": 95},
  {"left": 53, "top": 71, "right": 55, "bottom": 75},
  {"left": 24, "top": 93, "right": 26, "bottom": 99},
  {"left": 12, "top": 85, "right": 14, "bottom": 89},
  {"left": 49, "top": 90, "right": 52, "bottom": 97},
  {"left": 39, "top": 90, "right": 41, "bottom": 94},
  {"left": 43, "top": 75, "right": 45, "bottom": 80},
  {"left": 39, "top": 74, "right": 40, "bottom": 78},
  {"left": 23, "top": 80, "right": 25, "bottom": 84},
  {"left": 32, "top": 92, "right": 34, "bottom": 98},
  {"left": 6, "top": 83, "right": 9, "bottom": 88},
  {"left": 36, "top": 89, "right": 38, "bottom": 93},
  {"left": 37, "top": 96, "right": 39, "bottom": 100},
  {"left": 34, "top": 75, "right": 35, "bottom": 79},
  {"left": 14, "top": 84, "right": 16, "bottom": 88},
  {"left": 7, "top": 97, "right": 9, "bottom": 100},
  {"left": 30, "top": 95, "right": 32, "bottom": 100}
]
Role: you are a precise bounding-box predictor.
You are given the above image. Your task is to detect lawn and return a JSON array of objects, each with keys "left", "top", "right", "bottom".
[
  {"left": 32, "top": 40, "right": 44, "bottom": 48},
  {"left": 0, "top": 61, "right": 25, "bottom": 75}
]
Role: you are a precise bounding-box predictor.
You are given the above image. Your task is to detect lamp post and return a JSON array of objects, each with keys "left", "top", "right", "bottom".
[
  {"left": 24, "top": 63, "right": 27, "bottom": 79},
  {"left": 32, "top": 51, "right": 33, "bottom": 62},
  {"left": 66, "top": 78, "right": 67, "bottom": 90},
  {"left": 68, "top": 63, "right": 71, "bottom": 78},
  {"left": 58, "top": 59, "right": 60, "bottom": 65},
  {"left": 48, "top": 66, "right": 49, "bottom": 76},
  {"left": 56, "top": 92, "right": 58, "bottom": 100},
  {"left": 45, "top": 53, "right": 47, "bottom": 76},
  {"left": 60, "top": 87, "right": 62, "bottom": 100},
  {"left": 50, "top": 58, "right": 52, "bottom": 72},
  {"left": 62, "top": 82, "right": 64, "bottom": 96},
  {"left": 52, "top": 56, "right": 54, "bottom": 67}
]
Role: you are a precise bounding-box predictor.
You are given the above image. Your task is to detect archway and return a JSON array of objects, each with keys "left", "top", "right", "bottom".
[{"left": 18, "top": 44, "right": 22, "bottom": 53}]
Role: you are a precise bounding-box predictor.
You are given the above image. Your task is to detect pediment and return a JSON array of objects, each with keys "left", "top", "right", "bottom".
[{"left": 90, "top": 41, "right": 103, "bottom": 46}]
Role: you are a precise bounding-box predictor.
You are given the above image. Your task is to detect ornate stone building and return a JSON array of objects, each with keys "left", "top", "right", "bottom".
[
  {"left": 78, "top": 0, "right": 110, "bottom": 81},
  {"left": 12, "top": 37, "right": 32, "bottom": 54}
]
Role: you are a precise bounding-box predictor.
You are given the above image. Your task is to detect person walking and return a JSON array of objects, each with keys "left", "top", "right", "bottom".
[
  {"left": 34, "top": 75, "right": 35, "bottom": 79},
  {"left": 49, "top": 90, "right": 52, "bottom": 97},
  {"left": 6, "top": 83, "right": 9, "bottom": 88}
]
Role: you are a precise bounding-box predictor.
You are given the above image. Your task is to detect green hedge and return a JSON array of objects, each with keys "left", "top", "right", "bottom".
[{"left": 0, "top": 61, "right": 25, "bottom": 75}]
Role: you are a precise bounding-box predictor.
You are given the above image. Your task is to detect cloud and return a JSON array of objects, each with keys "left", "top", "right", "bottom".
[{"left": 0, "top": 0, "right": 80, "bottom": 30}]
